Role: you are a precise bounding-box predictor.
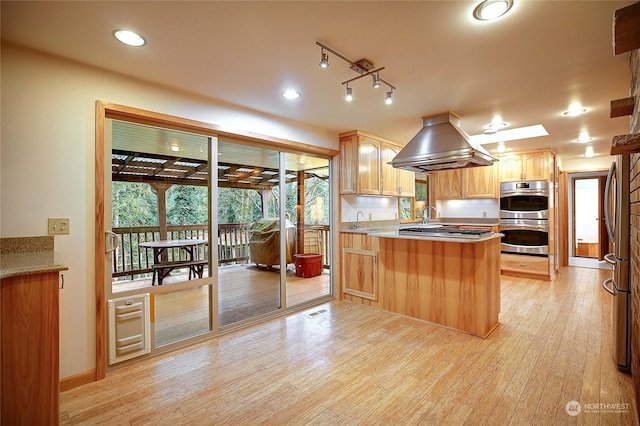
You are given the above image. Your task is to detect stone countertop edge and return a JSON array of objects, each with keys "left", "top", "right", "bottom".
[
  {"left": 0, "top": 236, "right": 68, "bottom": 279},
  {"left": 368, "top": 230, "right": 503, "bottom": 243},
  {"left": 340, "top": 219, "right": 500, "bottom": 234}
]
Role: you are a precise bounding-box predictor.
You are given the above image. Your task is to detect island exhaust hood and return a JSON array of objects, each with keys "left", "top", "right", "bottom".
[{"left": 390, "top": 111, "right": 497, "bottom": 172}]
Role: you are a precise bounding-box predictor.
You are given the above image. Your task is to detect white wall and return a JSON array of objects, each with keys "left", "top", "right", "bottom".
[
  {"left": 0, "top": 43, "right": 337, "bottom": 378},
  {"left": 341, "top": 195, "right": 399, "bottom": 223},
  {"left": 437, "top": 199, "right": 499, "bottom": 219}
]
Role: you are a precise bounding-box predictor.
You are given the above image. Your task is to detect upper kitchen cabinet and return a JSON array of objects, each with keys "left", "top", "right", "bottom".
[
  {"left": 340, "top": 130, "right": 415, "bottom": 197},
  {"left": 462, "top": 165, "right": 497, "bottom": 198},
  {"left": 499, "top": 151, "right": 554, "bottom": 182},
  {"left": 429, "top": 164, "right": 497, "bottom": 200},
  {"left": 431, "top": 169, "right": 462, "bottom": 200}
]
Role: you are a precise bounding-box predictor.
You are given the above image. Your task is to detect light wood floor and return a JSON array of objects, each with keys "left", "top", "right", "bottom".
[
  {"left": 154, "top": 266, "right": 331, "bottom": 346},
  {"left": 61, "top": 266, "right": 638, "bottom": 425}
]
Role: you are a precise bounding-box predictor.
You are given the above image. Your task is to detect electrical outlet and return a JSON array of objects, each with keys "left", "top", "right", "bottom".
[
  {"left": 48, "top": 218, "right": 70, "bottom": 235},
  {"left": 368, "top": 213, "right": 373, "bottom": 221},
  {"left": 482, "top": 211, "right": 487, "bottom": 218}
]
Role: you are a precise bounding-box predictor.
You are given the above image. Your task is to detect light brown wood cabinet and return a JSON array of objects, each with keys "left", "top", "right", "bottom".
[
  {"left": 499, "top": 151, "right": 551, "bottom": 182},
  {"left": 430, "top": 164, "right": 497, "bottom": 201},
  {"left": 340, "top": 130, "right": 415, "bottom": 197},
  {"left": 462, "top": 165, "right": 497, "bottom": 198},
  {"left": 500, "top": 253, "right": 549, "bottom": 278},
  {"left": 1, "top": 271, "right": 60, "bottom": 425},
  {"left": 340, "top": 233, "right": 378, "bottom": 301}
]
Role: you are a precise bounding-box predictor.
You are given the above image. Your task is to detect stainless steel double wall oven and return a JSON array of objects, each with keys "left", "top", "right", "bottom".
[{"left": 499, "top": 181, "right": 549, "bottom": 256}]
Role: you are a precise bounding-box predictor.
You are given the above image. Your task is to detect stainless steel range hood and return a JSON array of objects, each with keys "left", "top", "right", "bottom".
[{"left": 390, "top": 111, "right": 497, "bottom": 172}]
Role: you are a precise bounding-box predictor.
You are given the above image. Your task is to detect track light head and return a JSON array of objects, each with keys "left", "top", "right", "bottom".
[
  {"left": 319, "top": 49, "right": 329, "bottom": 69},
  {"left": 345, "top": 85, "right": 353, "bottom": 102},
  {"left": 385, "top": 91, "right": 393, "bottom": 105},
  {"left": 372, "top": 73, "right": 381, "bottom": 88}
]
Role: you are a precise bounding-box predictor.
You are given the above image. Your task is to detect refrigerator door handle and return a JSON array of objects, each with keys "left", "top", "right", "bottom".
[
  {"left": 604, "top": 161, "right": 616, "bottom": 244},
  {"left": 602, "top": 277, "right": 615, "bottom": 295},
  {"left": 604, "top": 253, "right": 616, "bottom": 265}
]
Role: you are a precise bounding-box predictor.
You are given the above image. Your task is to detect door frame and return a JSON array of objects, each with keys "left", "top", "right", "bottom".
[
  {"left": 95, "top": 101, "right": 338, "bottom": 381},
  {"left": 565, "top": 170, "right": 610, "bottom": 264}
]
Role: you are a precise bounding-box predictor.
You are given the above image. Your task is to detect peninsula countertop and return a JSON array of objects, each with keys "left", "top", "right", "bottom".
[{"left": 368, "top": 229, "right": 503, "bottom": 243}]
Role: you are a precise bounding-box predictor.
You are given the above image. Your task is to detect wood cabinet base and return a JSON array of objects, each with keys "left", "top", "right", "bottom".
[
  {"left": 1, "top": 272, "right": 60, "bottom": 425},
  {"left": 500, "top": 253, "right": 551, "bottom": 281},
  {"left": 343, "top": 236, "right": 501, "bottom": 338}
]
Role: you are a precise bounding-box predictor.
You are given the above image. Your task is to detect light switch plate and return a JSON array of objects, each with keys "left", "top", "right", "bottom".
[{"left": 48, "top": 218, "right": 70, "bottom": 235}]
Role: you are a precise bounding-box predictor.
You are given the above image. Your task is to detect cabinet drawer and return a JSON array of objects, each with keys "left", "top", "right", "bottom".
[{"left": 501, "top": 253, "right": 548, "bottom": 274}]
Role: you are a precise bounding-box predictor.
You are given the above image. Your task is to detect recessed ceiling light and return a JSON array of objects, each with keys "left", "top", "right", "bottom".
[
  {"left": 585, "top": 146, "right": 595, "bottom": 158},
  {"left": 487, "top": 121, "right": 508, "bottom": 129},
  {"left": 563, "top": 104, "right": 587, "bottom": 117},
  {"left": 576, "top": 132, "right": 592, "bottom": 143},
  {"left": 282, "top": 90, "right": 302, "bottom": 100},
  {"left": 473, "top": 0, "right": 514, "bottom": 21},
  {"left": 113, "top": 29, "right": 146, "bottom": 47}
]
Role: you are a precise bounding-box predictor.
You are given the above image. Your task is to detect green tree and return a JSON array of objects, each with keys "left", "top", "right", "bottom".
[
  {"left": 112, "top": 182, "right": 158, "bottom": 227},
  {"left": 166, "top": 185, "right": 208, "bottom": 225}
]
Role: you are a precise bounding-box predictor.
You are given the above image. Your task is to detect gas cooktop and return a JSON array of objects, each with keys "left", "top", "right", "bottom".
[{"left": 398, "top": 226, "right": 492, "bottom": 239}]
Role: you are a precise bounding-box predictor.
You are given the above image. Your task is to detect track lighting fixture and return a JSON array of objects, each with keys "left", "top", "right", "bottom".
[
  {"left": 319, "top": 48, "right": 329, "bottom": 69},
  {"left": 345, "top": 84, "right": 353, "bottom": 102},
  {"left": 316, "top": 41, "right": 396, "bottom": 104},
  {"left": 372, "top": 72, "right": 381, "bottom": 88},
  {"left": 385, "top": 90, "right": 393, "bottom": 105}
]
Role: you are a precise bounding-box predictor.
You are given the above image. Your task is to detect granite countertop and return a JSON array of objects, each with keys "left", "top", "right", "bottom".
[
  {"left": 0, "top": 236, "right": 68, "bottom": 279},
  {"left": 341, "top": 218, "right": 500, "bottom": 234},
  {"left": 369, "top": 229, "right": 503, "bottom": 243}
]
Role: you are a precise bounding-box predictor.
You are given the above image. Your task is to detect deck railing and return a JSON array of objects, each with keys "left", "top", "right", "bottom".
[{"left": 111, "top": 223, "right": 330, "bottom": 280}]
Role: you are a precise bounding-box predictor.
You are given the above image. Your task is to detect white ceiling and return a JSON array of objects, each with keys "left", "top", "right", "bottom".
[{"left": 1, "top": 1, "right": 635, "bottom": 163}]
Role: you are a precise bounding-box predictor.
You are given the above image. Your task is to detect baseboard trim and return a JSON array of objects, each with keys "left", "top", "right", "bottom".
[{"left": 60, "top": 369, "right": 96, "bottom": 392}]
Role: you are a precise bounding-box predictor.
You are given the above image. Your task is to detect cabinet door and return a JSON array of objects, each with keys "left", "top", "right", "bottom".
[
  {"left": 523, "top": 151, "right": 548, "bottom": 181},
  {"left": 499, "top": 155, "right": 523, "bottom": 182},
  {"left": 398, "top": 169, "right": 416, "bottom": 197},
  {"left": 1, "top": 272, "right": 59, "bottom": 424},
  {"left": 463, "top": 165, "right": 496, "bottom": 198},
  {"left": 342, "top": 248, "right": 377, "bottom": 300},
  {"left": 380, "top": 143, "right": 399, "bottom": 196},
  {"left": 357, "top": 137, "right": 381, "bottom": 195},
  {"left": 433, "top": 169, "right": 462, "bottom": 199},
  {"left": 339, "top": 135, "right": 358, "bottom": 194}
]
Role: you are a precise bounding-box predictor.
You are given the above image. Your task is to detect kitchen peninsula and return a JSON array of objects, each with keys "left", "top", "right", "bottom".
[{"left": 340, "top": 227, "right": 501, "bottom": 338}]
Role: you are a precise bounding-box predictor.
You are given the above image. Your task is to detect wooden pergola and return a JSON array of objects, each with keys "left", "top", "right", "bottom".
[{"left": 111, "top": 149, "right": 327, "bottom": 249}]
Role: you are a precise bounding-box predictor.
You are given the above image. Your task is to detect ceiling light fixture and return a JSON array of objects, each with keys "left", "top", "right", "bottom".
[
  {"left": 372, "top": 73, "right": 381, "bottom": 88},
  {"left": 385, "top": 90, "right": 393, "bottom": 105},
  {"left": 496, "top": 143, "right": 506, "bottom": 153},
  {"left": 316, "top": 41, "right": 397, "bottom": 105},
  {"left": 113, "top": 29, "right": 146, "bottom": 47},
  {"left": 563, "top": 104, "right": 587, "bottom": 117},
  {"left": 585, "top": 146, "right": 595, "bottom": 158},
  {"left": 576, "top": 132, "right": 592, "bottom": 143},
  {"left": 473, "top": 0, "right": 514, "bottom": 21},
  {"left": 319, "top": 48, "right": 329, "bottom": 69},
  {"left": 282, "top": 90, "right": 302, "bottom": 100},
  {"left": 345, "top": 84, "right": 353, "bottom": 102}
]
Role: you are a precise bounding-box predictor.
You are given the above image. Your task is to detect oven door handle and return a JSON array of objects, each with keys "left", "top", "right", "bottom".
[
  {"left": 500, "top": 224, "right": 548, "bottom": 231},
  {"left": 602, "top": 277, "right": 615, "bottom": 295},
  {"left": 499, "top": 189, "right": 548, "bottom": 197}
]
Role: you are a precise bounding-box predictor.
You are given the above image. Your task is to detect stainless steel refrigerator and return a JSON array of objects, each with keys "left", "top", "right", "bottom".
[{"left": 602, "top": 154, "right": 631, "bottom": 373}]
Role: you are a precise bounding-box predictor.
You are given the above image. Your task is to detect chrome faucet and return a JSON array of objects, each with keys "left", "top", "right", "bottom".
[
  {"left": 422, "top": 205, "right": 439, "bottom": 224},
  {"left": 354, "top": 211, "right": 364, "bottom": 229}
]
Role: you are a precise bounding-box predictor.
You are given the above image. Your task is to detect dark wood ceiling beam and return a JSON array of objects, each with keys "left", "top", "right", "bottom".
[
  {"left": 610, "top": 97, "right": 636, "bottom": 118},
  {"left": 613, "top": 1, "right": 640, "bottom": 55}
]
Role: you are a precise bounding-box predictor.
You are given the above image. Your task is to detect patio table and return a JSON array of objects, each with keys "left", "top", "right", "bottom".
[{"left": 139, "top": 239, "right": 207, "bottom": 285}]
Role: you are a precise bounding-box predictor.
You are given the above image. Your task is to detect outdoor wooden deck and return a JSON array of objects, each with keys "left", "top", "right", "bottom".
[{"left": 113, "top": 264, "right": 331, "bottom": 346}]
